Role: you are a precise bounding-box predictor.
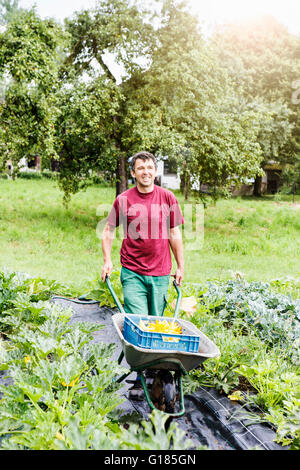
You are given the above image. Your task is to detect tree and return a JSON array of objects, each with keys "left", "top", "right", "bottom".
[
  {"left": 61, "top": 0, "right": 155, "bottom": 197},
  {"left": 0, "top": 0, "right": 274, "bottom": 205},
  {"left": 56, "top": 0, "right": 267, "bottom": 202},
  {"left": 0, "top": 0, "right": 21, "bottom": 25},
  {"left": 124, "top": 0, "right": 264, "bottom": 200},
  {"left": 0, "top": 9, "right": 65, "bottom": 175},
  {"left": 54, "top": 76, "right": 123, "bottom": 203},
  {"left": 211, "top": 16, "right": 300, "bottom": 195},
  {"left": 252, "top": 99, "right": 294, "bottom": 195},
  {"left": 280, "top": 153, "right": 300, "bottom": 201}
]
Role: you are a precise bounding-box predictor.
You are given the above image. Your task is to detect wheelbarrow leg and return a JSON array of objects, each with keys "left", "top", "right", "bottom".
[
  {"left": 114, "top": 350, "right": 133, "bottom": 384},
  {"left": 117, "top": 350, "right": 124, "bottom": 365}
]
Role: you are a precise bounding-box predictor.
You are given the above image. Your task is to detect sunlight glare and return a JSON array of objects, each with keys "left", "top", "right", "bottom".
[{"left": 188, "top": 0, "right": 300, "bottom": 34}]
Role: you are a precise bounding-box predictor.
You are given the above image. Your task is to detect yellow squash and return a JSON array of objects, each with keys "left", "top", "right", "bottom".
[{"left": 139, "top": 319, "right": 182, "bottom": 335}]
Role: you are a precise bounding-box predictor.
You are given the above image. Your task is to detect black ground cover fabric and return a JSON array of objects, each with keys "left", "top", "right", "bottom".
[{"left": 0, "top": 298, "right": 289, "bottom": 450}]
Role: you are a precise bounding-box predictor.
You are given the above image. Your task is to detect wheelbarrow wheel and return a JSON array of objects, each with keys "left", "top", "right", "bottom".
[
  {"left": 150, "top": 370, "right": 176, "bottom": 414},
  {"left": 163, "top": 371, "right": 177, "bottom": 414}
]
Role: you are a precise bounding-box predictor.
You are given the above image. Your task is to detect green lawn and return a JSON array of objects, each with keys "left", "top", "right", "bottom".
[{"left": 1, "top": 178, "right": 300, "bottom": 294}]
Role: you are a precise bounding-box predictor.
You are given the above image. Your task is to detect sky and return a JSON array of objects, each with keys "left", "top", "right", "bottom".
[{"left": 18, "top": 0, "right": 300, "bottom": 35}]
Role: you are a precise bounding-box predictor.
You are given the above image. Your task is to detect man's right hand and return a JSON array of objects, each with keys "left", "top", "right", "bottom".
[
  {"left": 101, "top": 260, "right": 113, "bottom": 282},
  {"left": 101, "top": 222, "right": 115, "bottom": 282}
]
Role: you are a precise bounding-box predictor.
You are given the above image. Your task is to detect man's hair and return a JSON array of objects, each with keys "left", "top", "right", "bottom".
[{"left": 130, "top": 151, "right": 157, "bottom": 172}]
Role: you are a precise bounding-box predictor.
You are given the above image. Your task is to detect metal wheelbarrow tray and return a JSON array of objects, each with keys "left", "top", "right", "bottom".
[{"left": 112, "top": 312, "right": 220, "bottom": 372}]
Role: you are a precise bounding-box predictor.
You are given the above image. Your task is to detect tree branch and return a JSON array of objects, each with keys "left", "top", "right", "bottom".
[
  {"left": 91, "top": 38, "right": 116, "bottom": 82},
  {"left": 95, "top": 52, "right": 116, "bottom": 83}
]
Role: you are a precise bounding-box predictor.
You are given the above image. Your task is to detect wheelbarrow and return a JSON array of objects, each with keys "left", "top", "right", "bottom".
[{"left": 106, "top": 276, "right": 220, "bottom": 418}]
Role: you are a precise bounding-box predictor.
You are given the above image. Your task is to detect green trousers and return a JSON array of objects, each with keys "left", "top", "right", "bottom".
[{"left": 120, "top": 266, "right": 170, "bottom": 316}]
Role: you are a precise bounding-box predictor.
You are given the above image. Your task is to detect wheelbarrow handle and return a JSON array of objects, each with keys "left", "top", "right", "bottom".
[
  {"left": 172, "top": 280, "right": 182, "bottom": 319},
  {"left": 105, "top": 275, "right": 126, "bottom": 314}
]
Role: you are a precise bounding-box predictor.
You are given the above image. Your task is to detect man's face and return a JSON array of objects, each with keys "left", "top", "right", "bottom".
[{"left": 131, "top": 158, "right": 157, "bottom": 188}]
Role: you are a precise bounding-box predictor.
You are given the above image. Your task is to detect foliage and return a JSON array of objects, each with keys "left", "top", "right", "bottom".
[
  {"left": 0, "top": 270, "right": 194, "bottom": 450},
  {"left": 270, "top": 275, "right": 300, "bottom": 301},
  {"left": 252, "top": 99, "right": 294, "bottom": 168},
  {"left": 0, "top": 9, "right": 65, "bottom": 173},
  {"left": 211, "top": 16, "right": 300, "bottom": 183},
  {"left": 266, "top": 399, "right": 300, "bottom": 447},
  {"left": 1, "top": 2, "right": 300, "bottom": 201},
  {"left": 120, "top": 0, "right": 264, "bottom": 200},
  {"left": 0, "top": 0, "right": 21, "bottom": 25},
  {"left": 119, "top": 409, "right": 197, "bottom": 450},
  {"left": 57, "top": 2, "right": 300, "bottom": 201},
  {"left": 0, "top": 270, "right": 68, "bottom": 318},
  {"left": 85, "top": 269, "right": 124, "bottom": 308},
  {"left": 199, "top": 278, "right": 300, "bottom": 364},
  {"left": 184, "top": 314, "right": 266, "bottom": 394},
  {"left": 211, "top": 16, "right": 300, "bottom": 102},
  {"left": 54, "top": 76, "right": 122, "bottom": 205},
  {"left": 16, "top": 169, "right": 59, "bottom": 180},
  {"left": 56, "top": 0, "right": 155, "bottom": 200},
  {"left": 178, "top": 277, "right": 300, "bottom": 447},
  {"left": 280, "top": 153, "right": 300, "bottom": 196}
]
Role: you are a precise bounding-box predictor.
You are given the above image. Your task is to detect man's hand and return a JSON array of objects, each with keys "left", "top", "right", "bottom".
[
  {"left": 101, "top": 260, "right": 113, "bottom": 283},
  {"left": 169, "top": 226, "right": 184, "bottom": 287},
  {"left": 172, "top": 267, "right": 184, "bottom": 286},
  {"left": 101, "top": 222, "right": 115, "bottom": 282}
]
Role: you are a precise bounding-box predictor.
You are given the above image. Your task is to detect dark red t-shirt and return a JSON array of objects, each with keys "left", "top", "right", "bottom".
[{"left": 107, "top": 185, "right": 184, "bottom": 276}]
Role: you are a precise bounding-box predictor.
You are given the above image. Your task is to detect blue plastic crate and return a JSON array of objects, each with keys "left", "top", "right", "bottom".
[{"left": 123, "top": 314, "right": 200, "bottom": 353}]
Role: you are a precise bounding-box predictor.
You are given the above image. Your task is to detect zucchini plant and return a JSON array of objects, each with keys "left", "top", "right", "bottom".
[
  {"left": 180, "top": 277, "right": 300, "bottom": 448},
  {"left": 0, "top": 270, "right": 196, "bottom": 450}
]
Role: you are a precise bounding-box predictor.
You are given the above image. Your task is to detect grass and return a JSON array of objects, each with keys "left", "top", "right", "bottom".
[
  {"left": 0, "top": 178, "right": 300, "bottom": 294},
  {"left": 181, "top": 192, "right": 300, "bottom": 285}
]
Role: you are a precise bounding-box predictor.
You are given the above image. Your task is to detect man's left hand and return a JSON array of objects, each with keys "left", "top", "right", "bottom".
[{"left": 172, "top": 268, "right": 184, "bottom": 286}]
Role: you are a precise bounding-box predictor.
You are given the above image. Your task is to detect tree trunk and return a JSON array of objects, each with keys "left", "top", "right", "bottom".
[
  {"left": 184, "top": 173, "right": 190, "bottom": 200},
  {"left": 116, "top": 153, "right": 128, "bottom": 197},
  {"left": 180, "top": 160, "right": 190, "bottom": 200},
  {"left": 253, "top": 175, "right": 262, "bottom": 197}
]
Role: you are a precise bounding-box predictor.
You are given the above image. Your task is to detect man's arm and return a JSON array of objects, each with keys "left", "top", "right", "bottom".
[
  {"left": 169, "top": 226, "right": 184, "bottom": 286},
  {"left": 101, "top": 222, "right": 116, "bottom": 282}
]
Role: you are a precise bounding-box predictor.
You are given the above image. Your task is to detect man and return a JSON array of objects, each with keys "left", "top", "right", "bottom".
[
  {"left": 101, "top": 151, "right": 184, "bottom": 399},
  {"left": 101, "top": 151, "right": 184, "bottom": 318}
]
